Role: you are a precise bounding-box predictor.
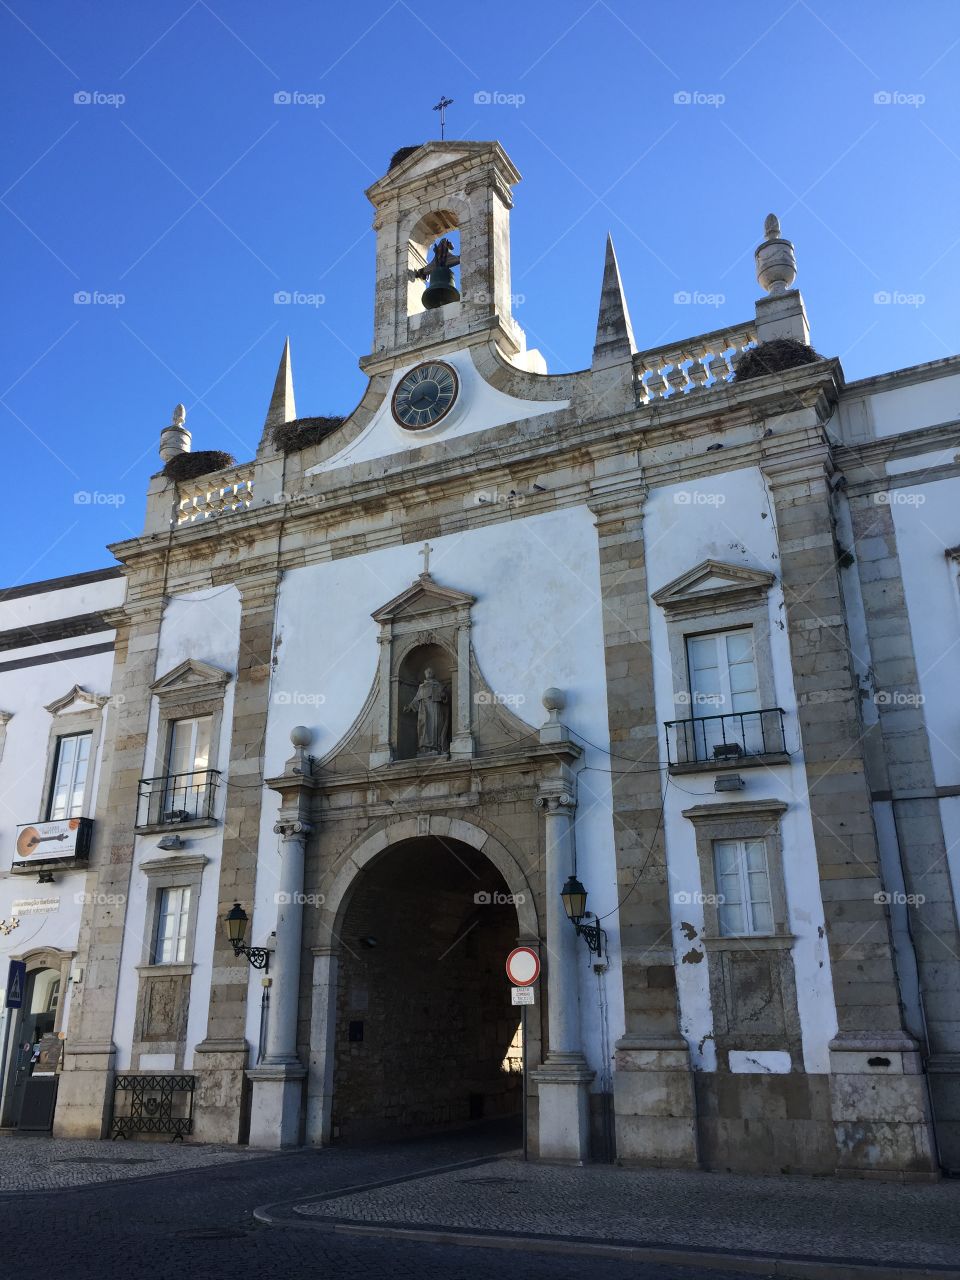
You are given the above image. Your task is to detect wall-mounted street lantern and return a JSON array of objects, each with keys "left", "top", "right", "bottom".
[
  {"left": 224, "top": 902, "right": 270, "bottom": 970},
  {"left": 560, "top": 875, "right": 606, "bottom": 958}
]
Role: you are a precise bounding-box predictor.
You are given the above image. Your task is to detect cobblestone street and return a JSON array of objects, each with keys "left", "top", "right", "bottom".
[
  {"left": 1, "top": 1129, "right": 958, "bottom": 1279},
  {"left": 0, "top": 1130, "right": 769, "bottom": 1280}
]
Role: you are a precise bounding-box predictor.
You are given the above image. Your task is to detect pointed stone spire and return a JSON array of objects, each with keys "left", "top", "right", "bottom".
[
  {"left": 591, "top": 234, "right": 637, "bottom": 370},
  {"left": 263, "top": 338, "right": 297, "bottom": 437}
]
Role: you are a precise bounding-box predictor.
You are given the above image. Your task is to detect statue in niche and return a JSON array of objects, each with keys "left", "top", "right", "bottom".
[{"left": 405, "top": 667, "right": 450, "bottom": 755}]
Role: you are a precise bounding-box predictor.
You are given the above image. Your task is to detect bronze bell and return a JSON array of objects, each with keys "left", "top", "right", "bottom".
[{"left": 421, "top": 265, "right": 460, "bottom": 309}]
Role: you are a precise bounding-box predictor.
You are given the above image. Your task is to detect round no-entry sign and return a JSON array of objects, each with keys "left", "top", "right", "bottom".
[{"left": 506, "top": 946, "right": 540, "bottom": 986}]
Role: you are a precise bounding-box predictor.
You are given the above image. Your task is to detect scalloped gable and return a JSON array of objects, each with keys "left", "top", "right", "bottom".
[
  {"left": 151, "top": 658, "right": 231, "bottom": 695},
  {"left": 652, "top": 560, "right": 776, "bottom": 618},
  {"left": 371, "top": 574, "right": 476, "bottom": 623}
]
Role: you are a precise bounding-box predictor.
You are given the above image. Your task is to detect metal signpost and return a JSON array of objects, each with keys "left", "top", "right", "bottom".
[{"left": 506, "top": 947, "right": 540, "bottom": 1161}]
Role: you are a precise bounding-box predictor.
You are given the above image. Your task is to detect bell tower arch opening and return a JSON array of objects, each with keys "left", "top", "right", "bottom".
[
  {"left": 331, "top": 835, "right": 525, "bottom": 1144},
  {"left": 407, "top": 211, "right": 460, "bottom": 317}
]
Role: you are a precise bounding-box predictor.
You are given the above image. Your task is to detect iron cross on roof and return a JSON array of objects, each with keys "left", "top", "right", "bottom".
[{"left": 432, "top": 96, "right": 453, "bottom": 140}]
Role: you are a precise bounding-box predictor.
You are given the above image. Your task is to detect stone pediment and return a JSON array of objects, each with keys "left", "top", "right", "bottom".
[
  {"left": 652, "top": 560, "right": 776, "bottom": 619},
  {"left": 151, "top": 659, "right": 230, "bottom": 700},
  {"left": 44, "top": 685, "right": 109, "bottom": 716},
  {"left": 366, "top": 141, "right": 520, "bottom": 201},
  {"left": 371, "top": 574, "right": 476, "bottom": 626}
]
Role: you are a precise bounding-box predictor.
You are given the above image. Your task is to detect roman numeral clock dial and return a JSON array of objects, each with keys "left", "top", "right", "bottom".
[{"left": 391, "top": 361, "right": 459, "bottom": 430}]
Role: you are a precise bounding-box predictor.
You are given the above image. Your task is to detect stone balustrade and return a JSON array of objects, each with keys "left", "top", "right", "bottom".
[
  {"left": 634, "top": 322, "right": 757, "bottom": 405},
  {"left": 175, "top": 466, "right": 254, "bottom": 525}
]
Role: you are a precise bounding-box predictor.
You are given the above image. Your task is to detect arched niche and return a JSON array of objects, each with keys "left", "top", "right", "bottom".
[{"left": 396, "top": 641, "right": 454, "bottom": 760}]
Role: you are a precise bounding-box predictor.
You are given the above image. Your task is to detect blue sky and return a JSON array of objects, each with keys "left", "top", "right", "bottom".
[{"left": 2, "top": 0, "right": 958, "bottom": 584}]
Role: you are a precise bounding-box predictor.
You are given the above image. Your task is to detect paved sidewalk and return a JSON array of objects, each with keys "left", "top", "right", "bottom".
[
  {"left": 293, "top": 1157, "right": 960, "bottom": 1274},
  {"left": 0, "top": 1135, "right": 267, "bottom": 1191}
]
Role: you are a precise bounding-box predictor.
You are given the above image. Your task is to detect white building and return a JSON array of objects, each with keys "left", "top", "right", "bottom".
[{"left": 3, "top": 140, "right": 958, "bottom": 1176}]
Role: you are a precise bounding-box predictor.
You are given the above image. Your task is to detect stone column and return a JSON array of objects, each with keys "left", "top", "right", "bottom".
[
  {"left": 450, "top": 606, "right": 473, "bottom": 758},
  {"left": 305, "top": 945, "right": 339, "bottom": 1145},
  {"left": 247, "top": 819, "right": 311, "bottom": 1147},
  {"left": 531, "top": 779, "right": 594, "bottom": 1161},
  {"left": 590, "top": 481, "right": 699, "bottom": 1168},
  {"left": 250, "top": 731, "right": 316, "bottom": 1148},
  {"left": 763, "top": 450, "right": 937, "bottom": 1177}
]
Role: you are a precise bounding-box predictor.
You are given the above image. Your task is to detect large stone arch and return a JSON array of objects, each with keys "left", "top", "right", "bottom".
[
  {"left": 321, "top": 814, "right": 540, "bottom": 941},
  {"left": 306, "top": 813, "right": 541, "bottom": 1146}
]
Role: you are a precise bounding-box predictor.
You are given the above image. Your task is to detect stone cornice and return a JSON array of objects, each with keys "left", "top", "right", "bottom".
[
  {"left": 106, "top": 363, "right": 844, "bottom": 576},
  {"left": 311, "top": 740, "right": 582, "bottom": 797},
  {"left": 833, "top": 417, "right": 960, "bottom": 479}
]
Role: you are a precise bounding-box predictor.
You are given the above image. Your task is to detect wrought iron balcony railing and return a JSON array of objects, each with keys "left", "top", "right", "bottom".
[
  {"left": 664, "top": 708, "right": 787, "bottom": 767},
  {"left": 136, "top": 769, "right": 221, "bottom": 827}
]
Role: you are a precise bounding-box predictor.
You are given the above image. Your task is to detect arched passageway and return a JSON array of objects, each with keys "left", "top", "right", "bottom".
[{"left": 331, "top": 836, "right": 524, "bottom": 1142}]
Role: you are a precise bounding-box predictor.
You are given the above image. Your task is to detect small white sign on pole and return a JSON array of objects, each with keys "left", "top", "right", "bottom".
[{"left": 511, "top": 985, "right": 535, "bottom": 1006}]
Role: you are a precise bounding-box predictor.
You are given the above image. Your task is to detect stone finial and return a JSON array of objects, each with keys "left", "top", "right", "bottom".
[
  {"left": 159, "top": 403, "right": 191, "bottom": 462},
  {"left": 755, "top": 213, "right": 797, "bottom": 296},
  {"left": 287, "top": 724, "right": 313, "bottom": 777},
  {"left": 592, "top": 234, "right": 637, "bottom": 370},
  {"left": 540, "top": 688, "right": 570, "bottom": 745}
]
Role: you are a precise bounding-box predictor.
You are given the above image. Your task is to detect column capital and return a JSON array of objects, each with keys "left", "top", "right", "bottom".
[
  {"left": 274, "top": 818, "right": 313, "bottom": 842},
  {"left": 586, "top": 474, "right": 649, "bottom": 522},
  {"left": 536, "top": 787, "right": 577, "bottom": 814}
]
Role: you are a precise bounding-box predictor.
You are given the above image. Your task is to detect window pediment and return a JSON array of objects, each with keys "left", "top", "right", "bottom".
[
  {"left": 652, "top": 560, "right": 776, "bottom": 620},
  {"left": 44, "top": 685, "right": 109, "bottom": 716},
  {"left": 151, "top": 659, "right": 230, "bottom": 704}
]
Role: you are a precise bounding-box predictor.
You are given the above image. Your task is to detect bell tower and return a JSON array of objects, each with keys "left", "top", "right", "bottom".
[{"left": 361, "top": 140, "right": 527, "bottom": 372}]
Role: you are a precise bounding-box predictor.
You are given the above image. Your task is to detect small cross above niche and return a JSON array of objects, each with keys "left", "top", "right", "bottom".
[{"left": 419, "top": 541, "right": 434, "bottom": 576}]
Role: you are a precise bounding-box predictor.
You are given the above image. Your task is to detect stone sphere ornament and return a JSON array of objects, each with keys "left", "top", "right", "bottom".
[
  {"left": 542, "top": 687, "right": 566, "bottom": 716},
  {"left": 290, "top": 725, "right": 312, "bottom": 749}
]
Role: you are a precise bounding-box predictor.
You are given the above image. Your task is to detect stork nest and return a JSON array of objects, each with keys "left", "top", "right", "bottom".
[
  {"left": 271, "top": 416, "right": 345, "bottom": 454},
  {"left": 389, "top": 145, "right": 423, "bottom": 171},
  {"left": 734, "top": 338, "right": 823, "bottom": 381},
  {"left": 163, "top": 450, "right": 236, "bottom": 482}
]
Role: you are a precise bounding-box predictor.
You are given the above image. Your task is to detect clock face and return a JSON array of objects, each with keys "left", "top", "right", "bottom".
[{"left": 391, "top": 361, "right": 459, "bottom": 430}]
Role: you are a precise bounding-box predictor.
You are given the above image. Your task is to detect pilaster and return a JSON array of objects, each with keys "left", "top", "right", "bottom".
[
  {"left": 590, "top": 480, "right": 699, "bottom": 1168},
  {"left": 762, "top": 448, "right": 938, "bottom": 1177},
  {"left": 191, "top": 569, "right": 281, "bottom": 1143},
  {"left": 54, "top": 591, "right": 165, "bottom": 1138}
]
